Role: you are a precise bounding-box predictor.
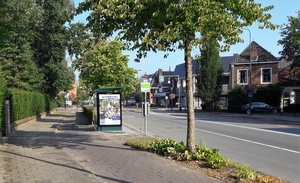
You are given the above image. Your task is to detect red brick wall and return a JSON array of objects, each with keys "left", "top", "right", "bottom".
[{"left": 232, "top": 62, "right": 279, "bottom": 88}]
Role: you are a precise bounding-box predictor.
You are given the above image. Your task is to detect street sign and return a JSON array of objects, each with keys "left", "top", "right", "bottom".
[
  {"left": 169, "top": 93, "right": 175, "bottom": 99},
  {"left": 141, "top": 83, "right": 150, "bottom": 92},
  {"left": 248, "top": 93, "right": 253, "bottom": 98}
]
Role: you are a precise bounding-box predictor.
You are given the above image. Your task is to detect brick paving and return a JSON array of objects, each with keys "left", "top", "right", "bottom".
[{"left": 0, "top": 108, "right": 223, "bottom": 183}]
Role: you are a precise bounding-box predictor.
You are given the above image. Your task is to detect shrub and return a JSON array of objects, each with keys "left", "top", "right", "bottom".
[
  {"left": 235, "top": 164, "right": 257, "bottom": 181},
  {"left": 227, "top": 85, "right": 247, "bottom": 112},
  {"left": 194, "top": 143, "right": 230, "bottom": 169},
  {"left": 227, "top": 84, "right": 283, "bottom": 112},
  {"left": 148, "top": 138, "right": 186, "bottom": 155},
  {"left": 125, "top": 137, "right": 162, "bottom": 150},
  {"left": 82, "top": 106, "right": 93, "bottom": 124}
]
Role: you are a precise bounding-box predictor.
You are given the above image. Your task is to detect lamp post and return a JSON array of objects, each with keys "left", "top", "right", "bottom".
[
  {"left": 243, "top": 28, "right": 252, "bottom": 116},
  {"left": 165, "top": 75, "right": 181, "bottom": 111}
]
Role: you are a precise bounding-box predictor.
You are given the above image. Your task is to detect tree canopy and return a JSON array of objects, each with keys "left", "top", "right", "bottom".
[
  {"left": 77, "top": 0, "right": 278, "bottom": 152},
  {"left": 0, "top": 0, "right": 79, "bottom": 99},
  {"left": 73, "top": 38, "right": 139, "bottom": 98},
  {"left": 278, "top": 11, "right": 300, "bottom": 68}
]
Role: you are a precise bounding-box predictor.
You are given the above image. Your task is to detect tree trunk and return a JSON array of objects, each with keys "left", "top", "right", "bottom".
[{"left": 184, "top": 40, "right": 196, "bottom": 153}]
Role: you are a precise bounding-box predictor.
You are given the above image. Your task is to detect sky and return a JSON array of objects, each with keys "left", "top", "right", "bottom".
[{"left": 73, "top": 0, "right": 300, "bottom": 78}]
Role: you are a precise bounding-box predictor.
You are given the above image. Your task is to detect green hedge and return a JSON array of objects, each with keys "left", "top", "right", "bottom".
[
  {"left": 83, "top": 105, "right": 93, "bottom": 124},
  {"left": 228, "top": 84, "right": 283, "bottom": 113},
  {"left": 9, "top": 88, "right": 53, "bottom": 122},
  {"left": 0, "top": 74, "right": 7, "bottom": 131}
]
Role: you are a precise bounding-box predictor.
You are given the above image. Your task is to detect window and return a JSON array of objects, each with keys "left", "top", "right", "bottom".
[
  {"left": 237, "top": 69, "right": 248, "bottom": 84},
  {"left": 261, "top": 68, "right": 272, "bottom": 84}
]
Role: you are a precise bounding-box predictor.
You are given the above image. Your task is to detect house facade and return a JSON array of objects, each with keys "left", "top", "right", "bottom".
[
  {"left": 141, "top": 41, "right": 299, "bottom": 111},
  {"left": 229, "top": 41, "right": 280, "bottom": 89}
]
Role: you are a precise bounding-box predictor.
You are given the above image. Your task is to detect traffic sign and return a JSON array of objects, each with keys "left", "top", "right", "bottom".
[{"left": 141, "top": 83, "right": 150, "bottom": 92}]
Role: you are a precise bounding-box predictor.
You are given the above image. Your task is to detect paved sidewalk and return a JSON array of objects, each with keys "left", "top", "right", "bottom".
[{"left": 0, "top": 108, "right": 223, "bottom": 183}]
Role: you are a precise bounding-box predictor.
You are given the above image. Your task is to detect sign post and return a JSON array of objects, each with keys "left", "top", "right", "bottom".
[{"left": 140, "top": 79, "right": 150, "bottom": 136}]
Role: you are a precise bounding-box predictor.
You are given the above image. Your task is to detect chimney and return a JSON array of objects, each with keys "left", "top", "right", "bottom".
[
  {"left": 251, "top": 42, "right": 258, "bottom": 61},
  {"left": 233, "top": 53, "right": 239, "bottom": 56},
  {"left": 158, "top": 68, "right": 162, "bottom": 76}
]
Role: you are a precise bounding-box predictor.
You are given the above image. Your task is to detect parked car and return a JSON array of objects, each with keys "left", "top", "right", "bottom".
[
  {"left": 241, "top": 102, "right": 280, "bottom": 114},
  {"left": 126, "top": 98, "right": 136, "bottom": 105}
]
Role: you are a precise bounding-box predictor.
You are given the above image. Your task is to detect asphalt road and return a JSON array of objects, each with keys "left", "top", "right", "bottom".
[{"left": 122, "top": 109, "right": 300, "bottom": 183}]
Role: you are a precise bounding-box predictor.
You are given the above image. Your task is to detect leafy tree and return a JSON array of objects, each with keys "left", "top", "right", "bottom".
[
  {"left": 73, "top": 38, "right": 139, "bottom": 97},
  {"left": 77, "top": 0, "right": 278, "bottom": 152},
  {"left": 77, "top": 85, "right": 90, "bottom": 104},
  {"left": 32, "top": 0, "right": 75, "bottom": 98},
  {"left": 67, "top": 22, "right": 90, "bottom": 59},
  {"left": 196, "top": 41, "right": 223, "bottom": 111},
  {"left": 0, "top": 0, "right": 13, "bottom": 41},
  {"left": 278, "top": 11, "right": 300, "bottom": 69},
  {"left": 0, "top": 0, "right": 44, "bottom": 92}
]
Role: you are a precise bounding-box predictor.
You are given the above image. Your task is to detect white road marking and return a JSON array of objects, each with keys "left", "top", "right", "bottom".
[
  {"left": 197, "top": 120, "right": 300, "bottom": 137},
  {"left": 159, "top": 112, "right": 300, "bottom": 137},
  {"left": 148, "top": 113, "right": 300, "bottom": 154},
  {"left": 171, "top": 122, "right": 300, "bottom": 154}
]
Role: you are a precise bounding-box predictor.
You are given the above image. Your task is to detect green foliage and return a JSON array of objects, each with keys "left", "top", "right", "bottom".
[
  {"left": 78, "top": 0, "right": 278, "bottom": 55},
  {"left": 134, "top": 92, "right": 143, "bottom": 103},
  {"left": 0, "top": 0, "right": 44, "bottom": 92},
  {"left": 77, "top": 0, "right": 279, "bottom": 153},
  {"left": 67, "top": 23, "right": 90, "bottom": 59},
  {"left": 227, "top": 85, "right": 248, "bottom": 112},
  {"left": 82, "top": 105, "right": 93, "bottom": 124},
  {"left": 77, "top": 86, "right": 90, "bottom": 104},
  {"left": 9, "top": 89, "right": 48, "bottom": 122},
  {"left": 228, "top": 84, "right": 283, "bottom": 112},
  {"left": 0, "top": 0, "right": 75, "bottom": 98},
  {"left": 124, "top": 137, "right": 283, "bottom": 182},
  {"left": 0, "top": 71, "right": 7, "bottom": 131},
  {"left": 125, "top": 137, "right": 162, "bottom": 150},
  {"left": 196, "top": 41, "right": 223, "bottom": 111},
  {"left": 194, "top": 143, "right": 230, "bottom": 169},
  {"left": 32, "top": 0, "right": 75, "bottom": 99},
  {"left": 73, "top": 38, "right": 139, "bottom": 97},
  {"left": 253, "top": 84, "right": 283, "bottom": 107},
  {"left": 278, "top": 11, "right": 300, "bottom": 68},
  {"left": 148, "top": 138, "right": 186, "bottom": 155},
  {"left": 235, "top": 164, "right": 258, "bottom": 181}
]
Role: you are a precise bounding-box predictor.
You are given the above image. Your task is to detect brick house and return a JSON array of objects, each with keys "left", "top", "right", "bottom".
[{"left": 229, "top": 41, "right": 280, "bottom": 89}]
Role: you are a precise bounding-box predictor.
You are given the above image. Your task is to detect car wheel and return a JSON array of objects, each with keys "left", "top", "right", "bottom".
[
  {"left": 246, "top": 109, "right": 251, "bottom": 114},
  {"left": 271, "top": 108, "right": 277, "bottom": 114}
]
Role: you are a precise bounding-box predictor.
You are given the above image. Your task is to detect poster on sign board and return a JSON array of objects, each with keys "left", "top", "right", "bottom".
[{"left": 99, "top": 94, "right": 121, "bottom": 125}]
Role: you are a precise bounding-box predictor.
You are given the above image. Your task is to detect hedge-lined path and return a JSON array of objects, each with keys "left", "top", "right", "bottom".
[{"left": 0, "top": 107, "right": 224, "bottom": 183}]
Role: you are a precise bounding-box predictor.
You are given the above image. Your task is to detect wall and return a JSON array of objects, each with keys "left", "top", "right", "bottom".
[{"left": 231, "top": 62, "right": 279, "bottom": 89}]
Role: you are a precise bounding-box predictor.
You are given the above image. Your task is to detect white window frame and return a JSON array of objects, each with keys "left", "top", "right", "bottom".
[
  {"left": 261, "top": 67, "right": 272, "bottom": 84},
  {"left": 237, "top": 69, "right": 248, "bottom": 85}
]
